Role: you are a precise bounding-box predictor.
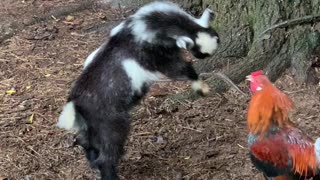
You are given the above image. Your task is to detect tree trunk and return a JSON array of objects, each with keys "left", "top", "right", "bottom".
[{"left": 179, "top": 0, "right": 320, "bottom": 94}]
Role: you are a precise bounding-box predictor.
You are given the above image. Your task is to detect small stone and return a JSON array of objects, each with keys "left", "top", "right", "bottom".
[{"left": 156, "top": 136, "right": 165, "bottom": 144}]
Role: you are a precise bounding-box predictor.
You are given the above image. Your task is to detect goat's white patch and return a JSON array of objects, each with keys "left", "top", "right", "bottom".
[
  {"left": 57, "top": 101, "right": 77, "bottom": 131},
  {"left": 128, "top": 19, "right": 156, "bottom": 43},
  {"left": 128, "top": 1, "right": 178, "bottom": 43},
  {"left": 128, "top": 1, "right": 211, "bottom": 43},
  {"left": 132, "top": 1, "right": 210, "bottom": 28},
  {"left": 195, "top": 32, "right": 219, "bottom": 55},
  {"left": 195, "top": 8, "right": 213, "bottom": 28},
  {"left": 315, "top": 138, "right": 320, "bottom": 163},
  {"left": 176, "top": 36, "right": 194, "bottom": 49},
  {"left": 84, "top": 47, "right": 101, "bottom": 69},
  {"left": 133, "top": 1, "right": 183, "bottom": 18},
  {"left": 122, "top": 59, "right": 162, "bottom": 92},
  {"left": 110, "top": 22, "right": 125, "bottom": 37}
]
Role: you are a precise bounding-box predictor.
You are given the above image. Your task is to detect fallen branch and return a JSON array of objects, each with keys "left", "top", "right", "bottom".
[
  {"left": 213, "top": 72, "right": 247, "bottom": 96},
  {"left": 179, "top": 125, "right": 203, "bottom": 133},
  {"left": 156, "top": 71, "right": 247, "bottom": 97},
  {"left": 200, "top": 71, "right": 247, "bottom": 96}
]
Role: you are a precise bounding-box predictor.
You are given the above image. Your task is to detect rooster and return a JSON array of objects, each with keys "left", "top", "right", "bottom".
[{"left": 246, "top": 70, "right": 320, "bottom": 180}]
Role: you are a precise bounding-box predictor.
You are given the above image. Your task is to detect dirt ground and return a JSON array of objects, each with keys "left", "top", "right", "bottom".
[{"left": 0, "top": 1, "right": 320, "bottom": 180}]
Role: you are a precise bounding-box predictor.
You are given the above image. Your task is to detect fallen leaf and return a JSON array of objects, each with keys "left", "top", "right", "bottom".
[
  {"left": 6, "top": 89, "right": 16, "bottom": 95},
  {"left": 28, "top": 113, "right": 34, "bottom": 124},
  {"left": 26, "top": 85, "right": 31, "bottom": 90},
  {"left": 72, "top": 18, "right": 83, "bottom": 25},
  {"left": 98, "top": 12, "right": 107, "bottom": 20},
  {"left": 149, "top": 84, "right": 170, "bottom": 96},
  {"left": 65, "top": 15, "right": 74, "bottom": 22},
  {"left": 45, "top": 74, "right": 51, "bottom": 77}
]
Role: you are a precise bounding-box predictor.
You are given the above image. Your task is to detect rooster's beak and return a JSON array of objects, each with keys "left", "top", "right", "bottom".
[{"left": 245, "top": 75, "right": 252, "bottom": 82}]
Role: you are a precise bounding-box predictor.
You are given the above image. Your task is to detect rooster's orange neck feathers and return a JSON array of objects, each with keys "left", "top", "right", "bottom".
[{"left": 247, "top": 75, "right": 294, "bottom": 136}]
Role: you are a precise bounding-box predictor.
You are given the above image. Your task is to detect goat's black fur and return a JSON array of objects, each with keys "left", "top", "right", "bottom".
[{"left": 58, "top": 1, "right": 219, "bottom": 179}]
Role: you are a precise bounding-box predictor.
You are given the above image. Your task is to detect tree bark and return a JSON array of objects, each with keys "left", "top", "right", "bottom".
[{"left": 179, "top": 0, "right": 320, "bottom": 95}]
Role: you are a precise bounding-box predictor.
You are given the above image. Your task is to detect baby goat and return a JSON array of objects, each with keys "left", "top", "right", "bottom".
[{"left": 57, "top": 1, "right": 219, "bottom": 180}]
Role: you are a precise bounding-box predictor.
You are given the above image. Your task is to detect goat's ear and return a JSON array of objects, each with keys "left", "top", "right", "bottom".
[
  {"left": 176, "top": 36, "right": 194, "bottom": 49},
  {"left": 196, "top": 8, "right": 215, "bottom": 28}
]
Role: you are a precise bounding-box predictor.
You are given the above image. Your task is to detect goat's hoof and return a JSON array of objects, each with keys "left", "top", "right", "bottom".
[{"left": 192, "top": 80, "right": 210, "bottom": 96}]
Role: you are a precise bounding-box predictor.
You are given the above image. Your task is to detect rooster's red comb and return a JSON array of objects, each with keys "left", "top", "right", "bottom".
[{"left": 251, "top": 70, "right": 264, "bottom": 77}]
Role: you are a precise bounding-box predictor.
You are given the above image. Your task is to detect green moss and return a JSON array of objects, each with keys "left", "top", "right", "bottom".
[
  {"left": 247, "top": 14, "right": 255, "bottom": 29},
  {"left": 307, "top": 31, "right": 320, "bottom": 48}
]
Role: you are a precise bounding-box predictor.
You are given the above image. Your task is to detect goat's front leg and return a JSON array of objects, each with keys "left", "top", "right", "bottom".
[{"left": 160, "top": 60, "right": 210, "bottom": 96}]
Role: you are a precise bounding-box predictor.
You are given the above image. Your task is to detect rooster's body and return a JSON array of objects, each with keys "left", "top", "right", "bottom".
[
  {"left": 246, "top": 71, "right": 320, "bottom": 180},
  {"left": 249, "top": 125, "right": 319, "bottom": 179}
]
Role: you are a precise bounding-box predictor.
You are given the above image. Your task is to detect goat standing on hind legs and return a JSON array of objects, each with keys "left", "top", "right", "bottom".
[{"left": 57, "top": 1, "right": 220, "bottom": 180}]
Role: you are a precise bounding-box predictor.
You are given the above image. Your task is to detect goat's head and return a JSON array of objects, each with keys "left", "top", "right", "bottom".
[{"left": 176, "top": 8, "right": 220, "bottom": 59}]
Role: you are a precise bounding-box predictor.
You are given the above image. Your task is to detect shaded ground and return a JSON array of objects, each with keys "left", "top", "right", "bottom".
[{"left": 0, "top": 1, "right": 320, "bottom": 180}]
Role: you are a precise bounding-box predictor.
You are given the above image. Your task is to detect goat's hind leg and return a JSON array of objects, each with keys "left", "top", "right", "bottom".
[
  {"left": 94, "top": 148, "right": 122, "bottom": 180},
  {"left": 73, "top": 130, "right": 100, "bottom": 165},
  {"left": 93, "top": 113, "right": 130, "bottom": 180}
]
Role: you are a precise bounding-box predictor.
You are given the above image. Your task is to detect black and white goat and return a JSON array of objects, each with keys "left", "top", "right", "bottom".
[{"left": 57, "top": 1, "right": 219, "bottom": 180}]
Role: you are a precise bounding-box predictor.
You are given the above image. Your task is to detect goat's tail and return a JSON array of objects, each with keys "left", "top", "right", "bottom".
[{"left": 57, "top": 101, "right": 87, "bottom": 132}]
